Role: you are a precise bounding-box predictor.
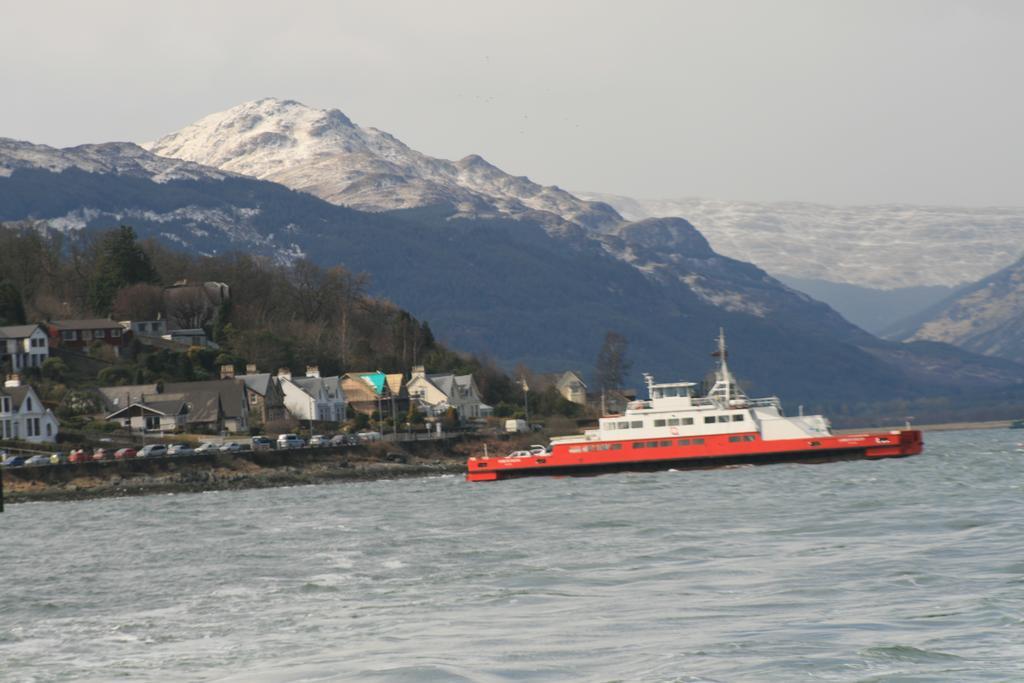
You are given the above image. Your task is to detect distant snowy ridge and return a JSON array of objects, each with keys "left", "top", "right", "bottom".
[
  {"left": 578, "top": 193, "right": 1024, "bottom": 289},
  {"left": 0, "top": 137, "right": 231, "bottom": 183},
  {"left": 145, "top": 98, "right": 622, "bottom": 232}
]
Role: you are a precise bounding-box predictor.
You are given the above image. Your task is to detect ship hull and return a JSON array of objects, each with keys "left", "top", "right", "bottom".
[{"left": 467, "top": 430, "right": 923, "bottom": 482}]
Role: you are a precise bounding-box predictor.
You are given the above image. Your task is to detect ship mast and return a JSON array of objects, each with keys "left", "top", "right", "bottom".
[{"left": 718, "top": 327, "right": 730, "bottom": 404}]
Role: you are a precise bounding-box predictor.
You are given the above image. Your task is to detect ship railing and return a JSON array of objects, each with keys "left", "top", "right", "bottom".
[{"left": 691, "top": 396, "right": 781, "bottom": 409}]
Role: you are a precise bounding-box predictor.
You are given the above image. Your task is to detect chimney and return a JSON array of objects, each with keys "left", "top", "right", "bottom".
[
  {"left": 306, "top": 365, "right": 320, "bottom": 378},
  {"left": 277, "top": 367, "right": 292, "bottom": 381},
  {"left": 5, "top": 373, "right": 21, "bottom": 388},
  {"left": 220, "top": 364, "right": 235, "bottom": 380},
  {"left": 246, "top": 363, "right": 257, "bottom": 375},
  {"left": 411, "top": 365, "right": 426, "bottom": 380}
]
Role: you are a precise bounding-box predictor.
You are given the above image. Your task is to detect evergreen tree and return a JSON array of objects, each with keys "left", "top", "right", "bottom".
[
  {"left": 88, "top": 226, "right": 160, "bottom": 314},
  {"left": 0, "top": 280, "right": 26, "bottom": 325}
]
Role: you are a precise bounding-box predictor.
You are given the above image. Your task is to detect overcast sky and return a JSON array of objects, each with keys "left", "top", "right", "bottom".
[{"left": 2, "top": 1, "right": 1022, "bottom": 206}]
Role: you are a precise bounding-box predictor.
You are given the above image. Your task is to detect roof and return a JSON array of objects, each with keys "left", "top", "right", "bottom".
[
  {"left": 98, "top": 379, "right": 247, "bottom": 420},
  {"left": 106, "top": 399, "right": 187, "bottom": 420},
  {"left": 237, "top": 373, "right": 273, "bottom": 396},
  {"left": 5, "top": 385, "right": 31, "bottom": 411},
  {"left": 163, "top": 380, "right": 246, "bottom": 420},
  {"left": 290, "top": 375, "right": 343, "bottom": 399},
  {"left": 0, "top": 324, "right": 44, "bottom": 339},
  {"left": 426, "top": 373, "right": 476, "bottom": 399},
  {"left": 50, "top": 319, "right": 124, "bottom": 330},
  {"left": 340, "top": 375, "right": 379, "bottom": 403},
  {"left": 359, "top": 371, "right": 386, "bottom": 395}
]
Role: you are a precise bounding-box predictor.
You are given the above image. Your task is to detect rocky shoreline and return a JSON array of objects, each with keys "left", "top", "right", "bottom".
[{"left": 1, "top": 441, "right": 485, "bottom": 505}]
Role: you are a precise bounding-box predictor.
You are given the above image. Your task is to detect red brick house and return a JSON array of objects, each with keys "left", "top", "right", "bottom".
[{"left": 48, "top": 319, "right": 132, "bottom": 350}]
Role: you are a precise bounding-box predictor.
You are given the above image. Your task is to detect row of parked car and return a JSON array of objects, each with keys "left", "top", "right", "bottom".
[{"left": 0, "top": 431, "right": 386, "bottom": 467}]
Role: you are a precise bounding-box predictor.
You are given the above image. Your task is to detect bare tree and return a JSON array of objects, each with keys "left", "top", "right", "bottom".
[{"left": 595, "top": 331, "right": 631, "bottom": 392}]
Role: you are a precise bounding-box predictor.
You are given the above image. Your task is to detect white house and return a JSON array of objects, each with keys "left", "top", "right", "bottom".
[
  {"left": 278, "top": 366, "right": 347, "bottom": 423},
  {"left": 406, "top": 366, "right": 492, "bottom": 419},
  {"left": 0, "top": 324, "right": 50, "bottom": 372},
  {"left": 1, "top": 374, "right": 59, "bottom": 443}
]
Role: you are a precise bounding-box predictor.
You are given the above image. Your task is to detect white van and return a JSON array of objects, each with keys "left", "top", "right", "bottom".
[
  {"left": 276, "top": 434, "right": 306, "bottom": 449},
  {"left": 504, "top": 419, "right": 528, "bottom": 433}
]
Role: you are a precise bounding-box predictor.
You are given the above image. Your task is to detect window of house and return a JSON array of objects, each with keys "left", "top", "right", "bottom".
[
  {"left": 704, "top": 416, "right": 715, "bottom": 424},
  {"left": 732, "top": 414, "right": 744, "bottom": 422},
  {"left": 46, "top": 422, "right": 52, "bottom": 436},
  {"left": 653, "top": 419, "right": 666, "bottom": 427},
  {"left": 61, "top": 330, "right": 76, "bottom": 341},
  {"left": 26, "top": 397, "right": 32, "bottom": 411},
  {"left": 146, "top": 415, "right": 159, "bottom": 430},
  {"left": 95, "top": 329, "right": 106, "bottom": 339},
  {"left": 111, "top": 328, "right": 121, "bottom": 338},
  {"left": 82, "top": 330, "right": 93, "bottom": 341}
]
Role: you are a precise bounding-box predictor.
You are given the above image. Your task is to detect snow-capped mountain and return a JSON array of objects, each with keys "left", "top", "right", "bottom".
[
  {"left": 145, "top": 98, "right": 621, "bottom": 232},
  {"left": 578, "top": 193, "right": 1024, "bottom": 289},
  {"left": 891, "top": 256, "right": 1024, "bottom": 364},
  {"left": 0, "top": 137, "right": 231, "bottom": 184}
]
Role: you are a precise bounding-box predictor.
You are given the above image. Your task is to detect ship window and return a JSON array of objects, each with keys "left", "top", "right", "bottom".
[
  {"left": 598, "top": 444, "right": 610, "bottom": 451},
  {"left": 612, "top": 444, "right": 622, "bottom": 450},
  {"left": 618, "top": 421, "right": 629, "bottom": 429},
  {"left": 654, "top": 419, "right": 666, "bottom": 427},
  {"left": 569, "top": 447, "right": 581, "bottom": 453},
  {"left": 693, "top": 438, "right": 705, "bottom": 444},
  {"left": 717, "top": 415, "right": 730, "bottom": 423},
  {"left": 647, "top": 441, "right": 658, "bottom": 448},
  {"left": 704, "top": 416, "right": 715, "bottom": 424},
  {"left": 732, "top": 414, "right": 744, "bottom": 422},
  {"left": 744, "top": 435, "right": 756, "bottom": 441},
  {"left": 478, "top": 462, "right": 487, "bottom": 467},
  {"left": 729, "top": 436, "right": 742, "bottom": 442},
  {"left": 605, "top": 423, "right": 615, "bottom": 430},
  {"left": 678, "top": 439, "right": 690, "bottom": 446},
  {"left": 668, "top": 418, "right": 680, "bottom": 426},
  {"left": 633, "top": 442, "right": 645, "bottom": 449},
  {"left": 682, "top": 418, "right": 693, "bottom": 425},
  {"left": 630, "top": 421, "right": 642, "bottom": 429},
  {"left": 659, "top": 440, "right": 672, "bottom": 447}
]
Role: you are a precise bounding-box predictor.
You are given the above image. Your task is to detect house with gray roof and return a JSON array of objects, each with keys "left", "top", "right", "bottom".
[
  {"left": 0, "top": 324, "right": 50, "bottom": 372},
  {"left": 406, "top": 366, "right": 492, "bottom": 420},
  {"left": 99, "top": 378, "right": 250, "bottom": 433},
  {"left": 1, "top": 374, "right": 59, "bottom": 443}
]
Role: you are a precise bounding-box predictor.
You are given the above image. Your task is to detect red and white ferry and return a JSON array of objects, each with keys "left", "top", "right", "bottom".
[{"left": 467, "top": 331, "right": 923, "bottom": 482}]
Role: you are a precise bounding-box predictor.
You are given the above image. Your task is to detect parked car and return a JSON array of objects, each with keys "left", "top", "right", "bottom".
[
  {"left": 219, "top": 442, "right": 244, "bottom": 453},
  {"left": 309, "top": 434, "right": 329, "bottom": 448},
  {"left": 49, "top": 452, "right": 67, "bottom": 465},
  {"left": 2, "top": 455, "right": 27, "bottom": 467},
  {"left": 168, "top": 443, "right": 195, "bottom": 457},
  {"left": 330, "top": 434, "right": 358, "bottom": 447},
  {"left": 138, "top": 444, "right": 168, "bottom": 458},
  {"left": 92, "top": 448, "right": 110, "bottom": 461},
  {"left": 276, "top": 434, "right": 305, "bottom": 449},
  {"left": 195, "top": 442, "right": 218, "bottom": 453},
  {"left": 504, "top": 419, "right": 528, "bottom": 433},
  {"left": 356, "top": 431, "right": 383, "bottom": 442},
  {"left": 114, "top": 447, "right": 137, "bottom": 460},
  {"left": 250, "top": 436, "right": 274, "bottom": 451},
  {"left": 68, "top": 449, "right": 89, "bottom": 464},
  {"left": 25, "top": 455, "right": 52, "bottom": 466}
]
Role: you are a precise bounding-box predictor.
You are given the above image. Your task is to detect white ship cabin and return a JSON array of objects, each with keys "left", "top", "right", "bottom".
[{"left": 552, "top": 331, "right": 832, "bottom": 448}]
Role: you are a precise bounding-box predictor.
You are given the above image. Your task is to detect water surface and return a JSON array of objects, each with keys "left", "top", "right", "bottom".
[{"left": 3, "top": 429, "right": 1023, "bottom": 681}]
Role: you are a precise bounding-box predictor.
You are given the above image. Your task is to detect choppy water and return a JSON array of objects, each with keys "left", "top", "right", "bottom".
[{"left": 3, "top": 429, "right": 1024, "bottom": 682}]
